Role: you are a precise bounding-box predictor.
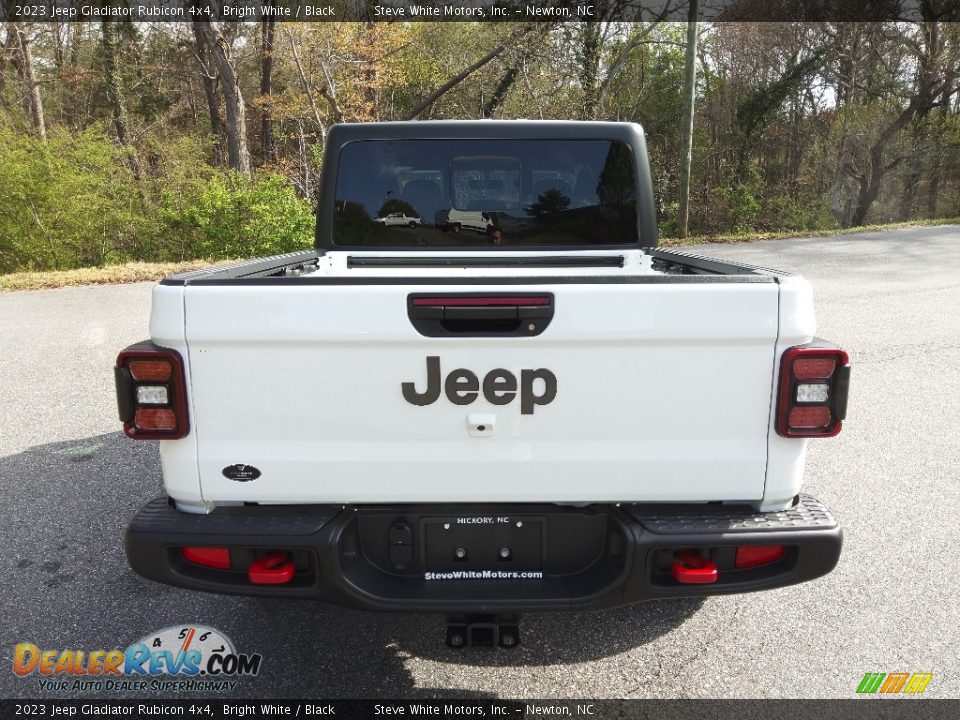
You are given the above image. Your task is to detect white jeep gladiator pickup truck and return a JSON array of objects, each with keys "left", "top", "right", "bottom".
[{"left": 118, "top": 121, "right": 849, "bottom": 647}]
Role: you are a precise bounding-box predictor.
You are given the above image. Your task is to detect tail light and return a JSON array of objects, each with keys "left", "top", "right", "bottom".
[
  {"left": 182, "top": 547, "right": 231, "bottom": 570},
  {"left": 115, "top": 343, "right": 189, "bottom": 440},
  {"left": 776, "top": 343, "right": 850, "bottom": 438},
  {"left": 735, "top": 544, "right": 785, "bottom": 568}
]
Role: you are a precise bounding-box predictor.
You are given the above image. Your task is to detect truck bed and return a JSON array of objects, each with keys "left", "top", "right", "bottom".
[{"left": 160, "top": 247, "right": 789, "bottom": 284}]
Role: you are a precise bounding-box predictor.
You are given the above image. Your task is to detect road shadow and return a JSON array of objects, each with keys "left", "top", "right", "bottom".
[
  {"left": 389, "top": 598, "right": 704, "bottom": 668},
  {"left": 0, "top": 432, "right": 702, "bottom": 699}
]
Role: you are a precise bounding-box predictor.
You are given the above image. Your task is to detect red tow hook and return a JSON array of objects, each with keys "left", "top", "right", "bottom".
[
  {"left": 248, "top": 551, "right": 295, "bottom": 585},
  {"left": 671, "top": 550, "right": 718, "bottom": 584}
]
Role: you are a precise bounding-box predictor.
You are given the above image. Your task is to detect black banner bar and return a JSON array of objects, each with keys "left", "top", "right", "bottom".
[
  {"left": 1, "top": 0, "right": 958, "bottom": 23},
  {"left": 2, "top": 700, "right": 960, "bottom": 719}
]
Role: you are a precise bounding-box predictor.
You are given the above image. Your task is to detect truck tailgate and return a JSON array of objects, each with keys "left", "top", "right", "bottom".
[{"left": 182, "top": 279, "right": 779, "bottom": 504}]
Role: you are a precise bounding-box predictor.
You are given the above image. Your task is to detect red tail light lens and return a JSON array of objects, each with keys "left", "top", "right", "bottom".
[
  {"left": 128, "top": 360, "right": 172, "bottom": 382},
  {"left": 412, "top": 296, "right": 552, "bottom": 307},
  {"left": 788, "top": 406, "right": 832, "bottom": 429},
  {"left": 776, "top": 344, "right": 850, "bottom": 438},
  {"left": 735, "top": 545, "right": 785, "bottom": 569},
  {"left": 134, "top": 408, "right": 177, "bottom": 431},
  {"left": 115, "top": 343, "right": 189, "bottom": 440},
  {"left": 182, "top": 547, "right": 231, "bottom": 570},
  {"left": 793, "top": 357, "right": 837, "bottom": 380}
]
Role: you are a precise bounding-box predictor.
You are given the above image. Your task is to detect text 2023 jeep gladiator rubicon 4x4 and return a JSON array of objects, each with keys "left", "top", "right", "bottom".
[{"left": 118, "top": 121, "right": 849, "bottom": 647}]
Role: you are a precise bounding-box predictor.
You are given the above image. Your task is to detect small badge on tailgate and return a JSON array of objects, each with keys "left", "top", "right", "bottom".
[{"left": 222, "top": 464, "right": 261, "bottom": 482}]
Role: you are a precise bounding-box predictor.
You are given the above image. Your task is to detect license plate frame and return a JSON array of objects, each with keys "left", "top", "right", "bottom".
[{"left": 422, "top": 515, "right": 545, "bottom": 572}]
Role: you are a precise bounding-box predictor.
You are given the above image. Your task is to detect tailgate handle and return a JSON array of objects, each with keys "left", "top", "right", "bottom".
[{"left": 408, "top": 294, "right": 554, "bottom": 337}]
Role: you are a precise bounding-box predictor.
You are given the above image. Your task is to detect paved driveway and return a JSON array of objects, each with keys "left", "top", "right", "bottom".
[{"left": 1, "top": 225, "right": 958, "bottom": 698}]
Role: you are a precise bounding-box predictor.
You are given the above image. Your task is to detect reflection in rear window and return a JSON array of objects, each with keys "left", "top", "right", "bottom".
[{"left": 334, "top": 139, "right": 637, "bottom": 247}]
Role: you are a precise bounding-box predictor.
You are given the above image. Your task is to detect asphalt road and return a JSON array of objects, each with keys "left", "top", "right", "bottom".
[{"left": 2, "top": 225, "right": 958, "bottom": 700}]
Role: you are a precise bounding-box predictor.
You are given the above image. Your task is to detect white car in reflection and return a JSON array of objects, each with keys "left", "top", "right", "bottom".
[
  {"left": 435, "top": 209, "right": 493, "bottom": 233},
  {"left": 374, "top": 213, "right": 422, "bottom": 228}
]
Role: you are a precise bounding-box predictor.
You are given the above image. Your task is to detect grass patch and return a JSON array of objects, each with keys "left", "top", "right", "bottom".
[
  {"left": 0, "top": 261, "right": 213, "bottom": 292},
  {"left": 660, "top": 217, "right": 960, "bottom": 247}
]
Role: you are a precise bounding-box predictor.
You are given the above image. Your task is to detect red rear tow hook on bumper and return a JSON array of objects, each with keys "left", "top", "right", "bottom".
[
  {"left": 671, "top": 550, "right": 718, "bottom": 584},
  {"left": 248, "top": 551, "right": 295, "bottom": 585}
]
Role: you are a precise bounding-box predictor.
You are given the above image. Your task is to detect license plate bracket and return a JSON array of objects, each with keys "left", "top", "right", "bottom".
[{"left": 423, "top": 516, "right": 544, "bottom": 572}]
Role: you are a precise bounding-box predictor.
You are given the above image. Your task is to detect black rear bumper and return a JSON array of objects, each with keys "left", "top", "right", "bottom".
[{"left": 125, "top": 495, "right": 841, "bottom": 612}]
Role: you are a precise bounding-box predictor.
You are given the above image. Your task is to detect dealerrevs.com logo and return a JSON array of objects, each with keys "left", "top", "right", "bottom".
[{"left": 13, "top": 625, "right": 261, "bottom": 693}]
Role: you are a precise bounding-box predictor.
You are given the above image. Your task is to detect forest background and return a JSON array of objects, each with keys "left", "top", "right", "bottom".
[{"left": 2, "top": 13, "right": 959, "bottom": 273}]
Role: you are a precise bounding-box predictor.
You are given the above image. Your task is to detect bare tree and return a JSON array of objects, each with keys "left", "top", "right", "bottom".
[
  {"left": 259, "top": 18, "right": 276, "bottom": 164},
  {"left": 190, "top": 22, "right": 225, "bottom": 166},
  {"left": 841, "top": 22, "right": 955, "bottom": 226},
  {"left": 482, "top": 66, "right": 519, "bottom": 118},
  {"left": 193, "top": 20, "right": 251, "bottom": 176},
  {"left": 287, "top": 29, "right": 329, "bottom": 139},
  {"left": 0, "top": 25, "right": 17, "bottom": 106},
  {"left": 925, "top": 24, "right": 958, "bottom": 217},
  {"left": 404, "top": 25, "right": 538, "bottom": 120},
  {"left": 100, "top": 24, "right": 135, "bottom": 149},
  {"left": 572, "top": 1, "right": 674, "bottom": 119},
  {"left": 677, "top": 1, "right": 699, "bottom": 238},
  {"left": 9, "top": 22, "right": 46, "bottom": 139},
  {"left": 99, "top": 19, "right": 147, "bottom": 210}
]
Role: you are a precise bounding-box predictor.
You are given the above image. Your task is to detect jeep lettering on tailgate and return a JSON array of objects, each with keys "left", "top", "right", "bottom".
[{"left": 402, "top": 356, "right": 557, "bottom": 414}]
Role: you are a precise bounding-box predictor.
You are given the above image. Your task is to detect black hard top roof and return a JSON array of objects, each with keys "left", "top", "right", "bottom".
[{"left": 326, "top": 120, "right": 647, "bottom": 143}]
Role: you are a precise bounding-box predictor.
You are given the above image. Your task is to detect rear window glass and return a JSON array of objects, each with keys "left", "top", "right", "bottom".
[{"left": 333, "top": 139, "right": 637, "bottom": 247}]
